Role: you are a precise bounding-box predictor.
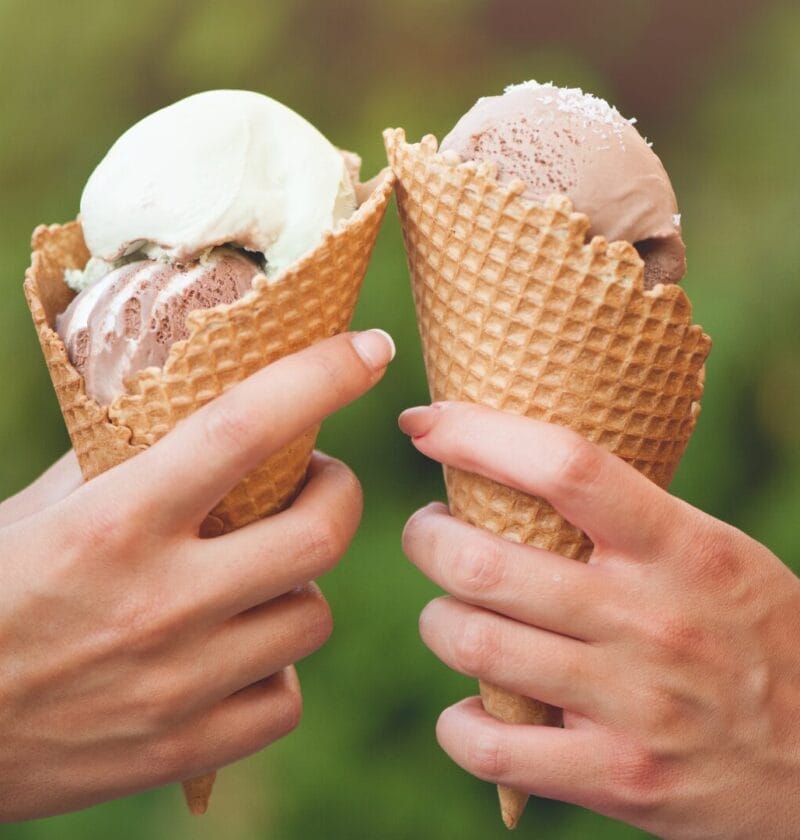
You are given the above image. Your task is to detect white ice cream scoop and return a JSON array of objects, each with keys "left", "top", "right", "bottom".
[{"left": 79, "top": 89, "right": 356, "bottom": 278}]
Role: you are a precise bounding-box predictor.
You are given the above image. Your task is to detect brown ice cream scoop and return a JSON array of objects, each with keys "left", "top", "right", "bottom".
[
  {"left": 56, "top": 248, "right": 262, "bottom": 405},
  {"left": 440, "top": 82, "right": 685, "bottom": 287}
]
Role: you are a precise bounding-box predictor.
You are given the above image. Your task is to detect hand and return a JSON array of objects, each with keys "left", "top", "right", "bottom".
[
  {"left": 400, "top": 401, "right": 800, "bottom": 840},
  {"left": 0, "top": 329, "right": 394, "bottom": 822}
]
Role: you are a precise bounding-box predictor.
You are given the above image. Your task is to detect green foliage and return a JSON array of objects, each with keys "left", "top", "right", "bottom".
[{"left": 1, "top": 2, "right": 797, "bottom": 838}]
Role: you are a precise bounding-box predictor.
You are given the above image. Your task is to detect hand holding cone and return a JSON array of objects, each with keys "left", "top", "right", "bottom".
[
  {"left": 23, "top": 168, "right": 394, "bottom": 814},
  {"left": 385, "top": 128, "right": 710, "bottom": 828}
]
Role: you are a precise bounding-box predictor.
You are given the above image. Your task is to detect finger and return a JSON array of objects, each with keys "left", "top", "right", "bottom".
[
  {"left": 403, "top": 502, "right": 622, "bottom": 640},
  {"left": 399, "top": 401, "right": 681, "bottom": 556},
  {"left": 142, "top": 667, "right": 303, "bottom": 788},
  {"left": 104, "top": 329, "right": 393, "bottom": 531},
  {"left": 180, "top": 453, "right": 362, "bottom": 619},
  {"left": 436, "top": 696, "right": 614, "bottom": 811},
  {"left": 179, "top": 585, "right": 332, "bottom": 713},
  {"left": 420, "top": 598, "right": 603, "bottom": 716},
  {"left": 0, "top": 450, "right": 82, "bottom": 526}
]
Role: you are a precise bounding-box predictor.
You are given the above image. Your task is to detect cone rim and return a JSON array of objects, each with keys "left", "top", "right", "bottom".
[{"left": 383, "top": 126, "right": 712, "bottom": 335}]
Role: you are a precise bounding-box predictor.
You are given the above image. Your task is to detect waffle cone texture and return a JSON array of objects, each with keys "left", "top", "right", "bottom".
[
  {"left": 23, "top": 167, "right": 394, "bottom": 814},
  {"left": 385, "top": 128, "right": 711, "bottom": 828}
]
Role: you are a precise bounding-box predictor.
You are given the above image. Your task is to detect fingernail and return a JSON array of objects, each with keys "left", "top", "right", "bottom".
[
  {"left": 352, "top": 329, "right": 396, "bottom": 370},
  {"left": 398, "top": 404, "right": 439, "bottom": 438}
]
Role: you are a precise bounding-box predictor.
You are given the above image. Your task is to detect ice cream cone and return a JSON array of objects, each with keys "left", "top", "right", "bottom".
[
  {"left": 385, "top": 128, "right": 711, "bottom": 829},
  {"left": 23, "top": 166, "right": 394, "bottom": 813},
  {"left": 182, "top": 772, "right": 217, "bottom": 816}
]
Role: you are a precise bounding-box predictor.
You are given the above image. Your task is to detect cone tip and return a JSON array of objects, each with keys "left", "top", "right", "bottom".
[{"left": 498, "top": 785, "right": 528, "bottom": 830}]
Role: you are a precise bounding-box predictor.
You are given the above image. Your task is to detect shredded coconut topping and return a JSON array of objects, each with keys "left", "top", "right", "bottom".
[{"left": 503, "top": 80, "right": 638, "bottom": 137}]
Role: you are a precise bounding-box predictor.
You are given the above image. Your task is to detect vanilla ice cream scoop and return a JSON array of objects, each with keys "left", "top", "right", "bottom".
[
  {"left": 440, "top": 82, "right": 685, "bottom": 288},
  {"left": 80, "top": 89, "right": 356, "bottom": 277}
]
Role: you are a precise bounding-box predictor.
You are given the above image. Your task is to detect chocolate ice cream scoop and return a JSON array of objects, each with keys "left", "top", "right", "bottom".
[
  {"left": 440, "top": 81, "right": 685, "bottom": 287},
  {"left": 57, "top": 248, "right": 261, "bottom": 405}
]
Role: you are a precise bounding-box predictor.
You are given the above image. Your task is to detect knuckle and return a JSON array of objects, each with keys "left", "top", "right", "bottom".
[
  {"left": 552, "top": 434, "right": 603, "bottom": 494},
  {"left": 611, "top": 743, "right": 670, "bottom": 815},
  {"left": 467, "top": 732, "right": 509, "bottom": 779},
  {"left": 81, "top": 511, "right": 117, "bottom": 554},
  {"left": 281, "top": 682, "right": 304, "bottom": 734},
  {"left": 258, "top": 676, "right": 304, "bottom": 742},
  {"left": 692, "top": 522, "right": 744, "bottom": 587},
  {"left": 65, "top": 498, "right": 129, "bottom": 561},
  {"left": 308, "top": 351, "right": 352, "bottom": 402},
  {"left": 105, "top": 603, "right": 156, "bottom": 659},
  {"left": 303, "top": 590, "right": 334, "bottom": 650},
  {"left": 137, "top": 678, "right": 187, "bottom": 735},
  {"left": 629, "top": 600, "right": 702, "bottom": 665},
  {"left": 323, "top": 460, "right": 364, "bottom": 527},
  {"left": 337, "top": 463, "right": 364, "bottom": 512},
  {"left": 115, "top": 588, "right": 176, "bottom": 655},
  {"left": 300, "top": 516, "right": 349, "bottom": 574},
  {"left": 640, "top": 685, "right": 686, "bottom": 737},
  {"left": 281, "top": 584, "right": 334, "bottom": 653},
  {"left": 454, "top": 613, "right": 498, "bottom": 676},
  {"left": 661, "top": 618, "right": 702, "bottom": 657},
  {"left": 148, "top": 723, "right": 213, "bottom": 784},
  {"left": 201, "top": 399, "right": 251, "bottom": 461},
  {"left": 143, "top": 736, "right": 192, "bottom": 783},
  {"left": 556, "top": 647, "right": 584, "bottom": 689},
  {"left": 317, "top": 515, "right": 349, "bottom": 561},
  {"left": 401, "top": 505, "right": 433, "bottom": 555},
  {"left": 453, "top": 539, "right": 506, "bottom": 599},
  {"left": 648, "top": 613, "right": 706, "bottom": 664}
]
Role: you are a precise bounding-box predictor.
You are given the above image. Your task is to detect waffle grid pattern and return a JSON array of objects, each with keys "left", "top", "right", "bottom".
[{"left": 385, "top": 129, "right": 709, "bottom": 557}]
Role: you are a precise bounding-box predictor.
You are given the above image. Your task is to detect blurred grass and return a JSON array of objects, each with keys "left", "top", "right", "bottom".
[{"left": 1, "top": 1, "right": 798, "bottom": 838}]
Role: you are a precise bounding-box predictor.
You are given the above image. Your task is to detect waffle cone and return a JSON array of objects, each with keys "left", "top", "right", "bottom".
[
  {"left": 182, "top": 772, "right": 217, "bottom": 816},
  {"left": 23, "top": 167, "right": 394, "bottom": 814},
  {"left": 385, "top": 128, "right": 710, "bottom": 829}
]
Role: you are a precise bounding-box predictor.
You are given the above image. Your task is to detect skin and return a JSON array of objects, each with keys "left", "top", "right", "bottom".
[
  {"left": 0, "top": 328, "right": 395, "bottom": 822},
  {"left": 399, "top": 401, "right": 800, "bottom": 840}
]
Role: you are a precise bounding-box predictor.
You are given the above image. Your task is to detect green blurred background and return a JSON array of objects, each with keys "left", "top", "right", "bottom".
[{"left": 2, "top": 1, "right": 799, "bottom": 837}]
